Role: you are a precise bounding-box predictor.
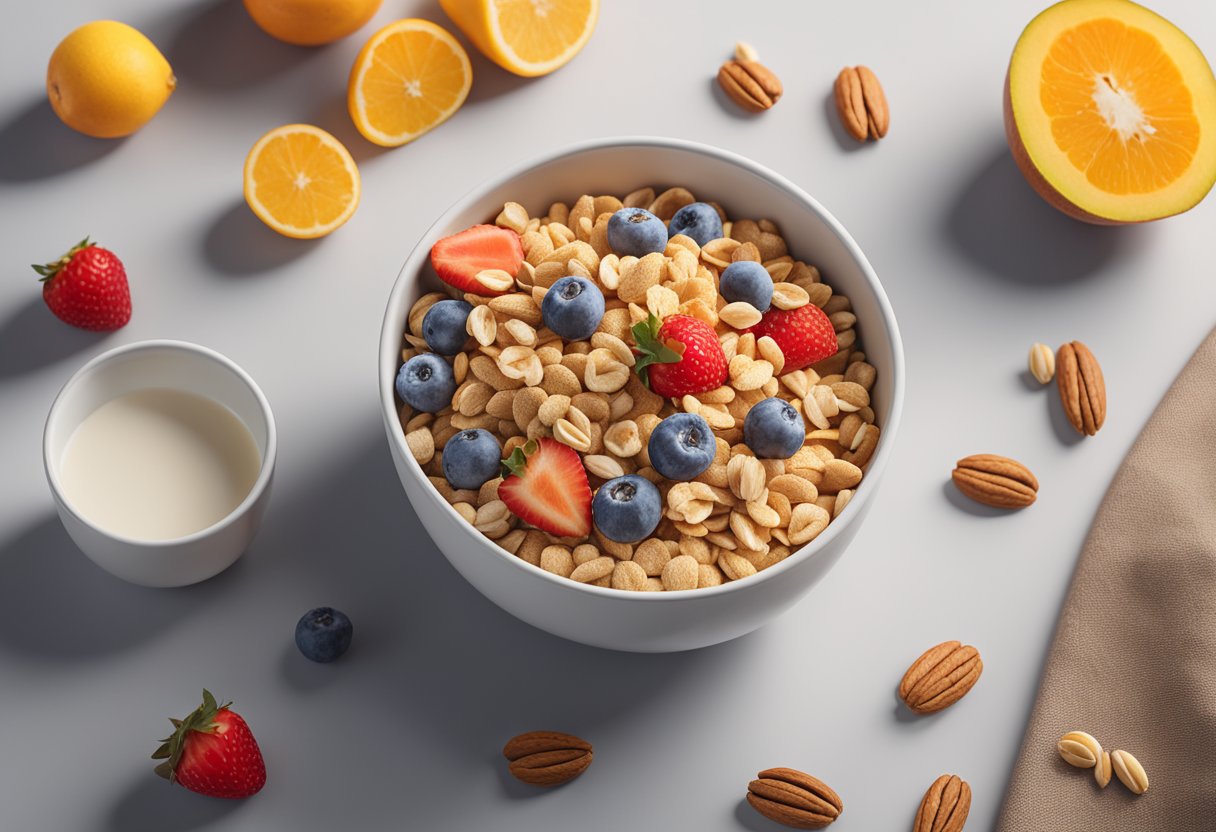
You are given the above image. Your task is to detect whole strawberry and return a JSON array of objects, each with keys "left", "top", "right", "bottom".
[
  {"left": 33, "top": 238, "right": 131, "bottom": 331},
  {"left": 632, "top": 314, "right": 727, "bottom": 398},
  {"left": 152, "top": 690, "right": 266, "bottom": 799},
  {"left": 747, "top": 304, "right": 837, "bottom": 372}
]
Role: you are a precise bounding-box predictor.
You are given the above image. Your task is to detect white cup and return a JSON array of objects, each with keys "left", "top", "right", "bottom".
[{"left": 43, "top": 340, "right": 277, "bottom": 587}]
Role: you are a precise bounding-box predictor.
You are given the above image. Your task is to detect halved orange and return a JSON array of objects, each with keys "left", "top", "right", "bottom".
[
  {"left": 243, "top": 124, "right": 360, "bottom": 239},
  {"left": 347, "top": 19, "right": 472, "bottom": 148},
  {"left": 439, "top": 0, "right": 598, "bottom": 78},
  {"left": 1005, "top": 0, "right": 1216, "bottom": 224}
]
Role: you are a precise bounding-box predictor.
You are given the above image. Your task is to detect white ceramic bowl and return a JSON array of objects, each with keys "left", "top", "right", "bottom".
[
  {"left": 43, "top": 340, "right": 277, "bottom": 587},
  {"left": 380, "top": 137, "right": 904, "bottom": 652}
]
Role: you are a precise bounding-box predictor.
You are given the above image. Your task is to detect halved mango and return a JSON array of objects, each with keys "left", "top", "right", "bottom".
[{"left": 1005, "top": 0, "right": 1216, "bottom": 224}]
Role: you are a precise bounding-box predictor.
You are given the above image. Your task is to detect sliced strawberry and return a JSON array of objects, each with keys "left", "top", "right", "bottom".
[
  {"left": 632, "top": 314, "right": 728, "bottom": 399},
  {"left": 498, "top": 438, "right": 592, "bottom": 539},
  {"left": 430, "top": 224, "right": 523, "bottom": 295},
  {"left": 747, "top": 304, "right": 838, "bottom": 372}
]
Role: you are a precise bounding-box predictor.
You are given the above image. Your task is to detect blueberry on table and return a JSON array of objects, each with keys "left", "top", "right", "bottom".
[
  {"left": 295, "top": 607, "right": 353, "bottom": 663},
  {"left": 744, "top": 397, "right": 805, "bottom": 459},
  {"left": 606, "top": 208, "right": 668, "bottom": 257},
  {"left": 719, "top": 260, "right": 773, "bottom": 312},
  {"left": 396, "top": 353, "right": 456, "bottom": 413},
  {"left": 441, "top": 428, "right": 502, "bottom": 490},
  {"left": 541, "top": 276, "right": 605, "bottom": 341},
  {"left": 422, "top": 299, "right": 473, "bottom": 355},
  {"left": 647, "top": 412, "right": 716, "bottom": 480},
  {"left": 592, "top": 474, "right": 662, "bottom": 543},
  {"left": 667, "top": 202, "right": 723, "bottom": 246}
]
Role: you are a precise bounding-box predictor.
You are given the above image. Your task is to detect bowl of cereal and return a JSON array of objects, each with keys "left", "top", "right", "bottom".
[{"left": 379, "top": 137, "right": 904, "bottom": 652}]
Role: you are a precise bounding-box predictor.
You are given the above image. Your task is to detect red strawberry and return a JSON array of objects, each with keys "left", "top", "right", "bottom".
[
  {"left": 34, "top": 238, "right": 131, "bottom": 331},
  {"left": 747, "top": 304, "right": 838, "bottom": 372},
  {"left": 152, "top": 690, "right": 266, "bottom": 799},
  {"left": 632, "top": 314, "right": 728, "bottom": 399},
  {"left": 430, "top": 224, "right": 523, "bottom": 295},
  {"left": 498, "top": 438, "right": 592, "bottom": 539}
]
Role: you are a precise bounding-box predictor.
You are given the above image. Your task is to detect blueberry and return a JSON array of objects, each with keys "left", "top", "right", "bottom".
[
  {"left": 541, "top": 276, "right": 605, "bottom": 341},
  {"left": 607, "top": 208, "right": 667, "bottom": 257},
  {"left": 667, "top": 202, "right": 723, "bottom": 246},
  {"left": 647, "top": 412, "right": 715, "bottom": 480},
  {"left": 592, "top": 475, "right": 662, "bottom": 543},
  {"left": 422, "top": 299, "right": 473, "bottom": 355},
  {"left": 719, "top": 260, "right": 773, "bottom": 312},
  {"left": 395, "top": 353, "right": 456, "bottom": 413},
  {"left": 295, "top": 606, "right": 353, "bottom": 663},
  {"left": 744, "top": 397, "right": 805, "bottom": 459},
  {"left": 441, "top": 428, "right": 501, "bottom": 490}
]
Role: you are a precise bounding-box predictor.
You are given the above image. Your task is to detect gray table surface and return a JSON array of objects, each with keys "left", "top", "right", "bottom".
[{"left": 3, "top": 1, "right": 1215, "bottom": 829}]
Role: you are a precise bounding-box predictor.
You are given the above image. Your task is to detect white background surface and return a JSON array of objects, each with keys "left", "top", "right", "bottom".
[{"left": 2, "top": 1, "right": 1214, "bottom": 829}]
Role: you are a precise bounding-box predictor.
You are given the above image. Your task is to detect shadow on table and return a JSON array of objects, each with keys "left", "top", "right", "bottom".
[
  {"left": 942, "top": 143, "right": 1139, "bottom": 285},
  {"left": 162, "top": 0, "right": 318, "bottom": 91},
  {"left": 0, "top": 297, "right": 111, "bottom": 378},
  {"left": 0, "top": 517, "right": 238, "bottom": 660},
  {"left": 201, "top": 201, "right": 321, "bottom": 276},
  {"left": 260, "top": 439, "right": 751, "bottom": 776},
  {"left": 0, "top": 100, "right": 125, "bottom": 182},
  {"left": 106, "top": 776, "right": 245, "bottom": 832}
]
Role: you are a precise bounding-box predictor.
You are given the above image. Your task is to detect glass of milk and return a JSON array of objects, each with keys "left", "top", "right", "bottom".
[{"left": 43, "top": 341, "right": 277, "bottom": 587}]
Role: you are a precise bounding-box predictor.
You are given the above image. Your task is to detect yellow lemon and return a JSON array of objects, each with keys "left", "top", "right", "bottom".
[
  {"left": 439, "top": 0, "right": 598, "bottom": 78},
  {"left": 47, "top": 20, "right": 176, "bottom": 139},
  {"left": 243, "top": 124, "right": 361, "bottom": 239},
  {"left": 243, "top": 0, "right": 383, "bottom": 46},
  {"left": 347, "top": 19, "right": 472, "bottom": 147}
]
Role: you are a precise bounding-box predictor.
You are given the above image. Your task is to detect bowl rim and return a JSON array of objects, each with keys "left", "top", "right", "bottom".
[
  {"left": 380, "top": 135, "right": 905, "bottom": 602},
  {"left": 43, "top": 338, "right": 278, "bottom": 550}
]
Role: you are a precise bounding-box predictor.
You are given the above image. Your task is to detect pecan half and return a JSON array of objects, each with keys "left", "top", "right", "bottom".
[
  {"left": 718, "top": 60, "right": 783, "bottom": 112},
  {"left": 502, "top": 730, "right": 593, "bottom": 787},
  {"left": 834, "top": 65, "right": 889, "bottom": 141},
  {"left": 951, "top": 454, "right": 1038, "bottom": 509},
  {"left": 747, "top": 767, "right": 843, "bottom": 829},
  {"left": 913, "top": 774, "right": 972, "bottom": 832},
  {"left": 1056, "top": 341, "right": 1106, "bottom": 435},
  {"left": 899, "top": 641, "right": 983, "bottom": 714},
  {"left": 948, "top": 452, "right": 1036, "bottom": 510}
]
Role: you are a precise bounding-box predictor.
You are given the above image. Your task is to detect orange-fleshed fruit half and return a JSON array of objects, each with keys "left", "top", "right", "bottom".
[
  {"left": 439, "top": 0, "right": 599, "bottom": 78},
  {"left": 347, "top": 19, "right": 472, "bottom": 148},
  {"left": 243, "top": 124, "right": 360, "bottom": 239},
  {"left": 1005, "top": 0, "right": 1216, "bottom": 224}
]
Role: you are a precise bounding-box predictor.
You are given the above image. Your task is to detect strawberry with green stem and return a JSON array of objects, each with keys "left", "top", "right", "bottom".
[
  {"left": 33, "top": 237, "right": 131, "bottom": 331},
  {"left": 631, "top": 313, "right": 727, "bottom": 399},
  {"left": 152, "top": 690, "right": 266, "bottom": 799}
]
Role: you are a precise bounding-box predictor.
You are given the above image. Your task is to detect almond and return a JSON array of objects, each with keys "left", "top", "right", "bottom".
[
  {"left": 899, "top": 640, "right": 983, "bottom": 714},
  {"left": 1057, "top": 730, "right": 1101, "bottom": 768},
  {"left": 913, "top": 774, "right": 971, "bottom": 832},
  {"left": 951, "top": 454, "right": 1038, "bottom": 509},
  {"left": 746, "top": 767, "right": 842, "bottom": 828},
  {"left": 502, "top": 731, "right": 593, "bottom": 787},
  {"left": 1111, "top": 749, "right": 1149, "bottom": 795},
  {"left": 1056, "top": 340, "right": 1106, "bottom": 435}
]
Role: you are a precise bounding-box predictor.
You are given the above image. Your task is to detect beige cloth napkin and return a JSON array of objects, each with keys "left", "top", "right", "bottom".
[{"left": 997, "top": 329, "right": 1216, "bottom": 829}]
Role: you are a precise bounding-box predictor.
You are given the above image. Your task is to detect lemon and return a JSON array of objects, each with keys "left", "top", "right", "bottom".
[
  {"left": 47, "top": 21, "right": 175, "bottom": 139},
  {"left": 243, "top": 0, "right": 382, "bottom": 46},
  {"left": 439, "top": 0, "right": 598, "bottom": 78}
]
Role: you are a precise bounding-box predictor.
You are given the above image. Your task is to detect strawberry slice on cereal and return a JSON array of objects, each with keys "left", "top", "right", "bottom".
[
  {"left": 430, "top": 224, "right": 523, "bottom": 296},
  {"left": 498, "top": 438, "right": 592, "bottom": 539}
]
